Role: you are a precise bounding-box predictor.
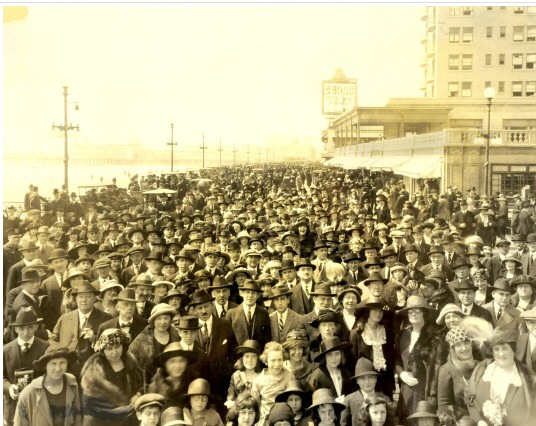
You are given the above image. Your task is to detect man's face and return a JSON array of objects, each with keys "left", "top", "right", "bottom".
[
  {"left": 454, "top": 266, "right": 469, "bottom": 279},
  {"left": 492, "top": 289, "right": 511, "bottom": 307},
  {"left": 498, "top": 244, "right": 510, "bottom": 255},
  {"left": 51, "top": 258, "right": 68, "bottom": 273},
  {"left": 297, "top": 266, "right": 313, "bottom": 281},
  {"left": 178, "top": 328, "right": 197, "bottom": 346},
  {"left": 313, "top": 295, "right": 331, "bottom": 310},
  {"left": 146, "top": 260, "right": 162, "bottom": 274},
  {"left": 383, "top": 255, "right": 396, "bottom": 267},
  {"left": 211, "top": 288, "right": 230, "bottom": 305},
  {"left": 205, "top": 253, "right": 219, "bottom": 268},
  {"left": 430, "top": 253, "right": 444, "bottom": 266},
  {"left": 193, "top": 301, "right": 213, "bottom": 321},
  {"left": 245, "top": 255, "right": 260, "bottom": 268},
  {"left": 135, "top": 286, "right": 153, "bottom": 302},
  {"left": 273, "top": 295, "right": 289, "bottom": 313},
  {"left": 131, "top": 232, "right": 144, "bottom": 244},
  {"left": 443, "top": 242, "right": 454, "bottom": 253},
  {"left": 405, "top": 251, "right": 418, "bottom": 263},
  {"left": 137, "top": 407, "right": 161, "bottom": 426},
  {"left": 368, "top": 281, "right": 384, "bottom": 298},
  {"left": 14, "top": 324, "right": 38, "bottom": 341},
  {"left": 525, "top": 319, "right": 536, "bottom": 337},
  {"left": 76, "top": 292, "right": 97, "bottom": 312},
  {"left": 281, "top": 268, "right": 296, "bottom": 282},
  {"left": 116, "top": 300, "right": 135, "bottom": 319},
  {"left": 240, "top": 289, "right": 259, "bottom": 307},
  {"left": 528, "top": 242, "right": 536, "bottom": 253},
  {"left": 458, "top": 289, "right": 475, "bottom": 306},
  {"left": 21, "top": 248, "right": 37, "bottom": 261},
  {"left": 96, "top": 266, "right": 109, "bottom": 278},
  {"left": 514, "top": 241, "right": 525, "bottom": 251}
]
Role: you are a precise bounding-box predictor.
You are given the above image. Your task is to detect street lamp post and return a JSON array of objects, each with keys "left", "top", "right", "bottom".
[
  {"left": 167, "top": 123, "right": 177, "bottom": 172},
  {"left": 200, "top": 133, "right": 207, "bottom": 169},
  {"left": 52, "top": 86, "right": 79, "bottom": 191},
  {"left": 483, "top": 87, "right": 496, "bottom": 196}
]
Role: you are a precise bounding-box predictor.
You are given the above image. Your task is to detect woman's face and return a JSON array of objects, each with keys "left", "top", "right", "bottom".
[
  {"left": 237, "top": 408, "right": 257, "bottom": 426},
  {"left": 342, "top": 293, "right": 358, "bottom": 311},
  {"left": 236, "top": 274, "right": 247, "bottom": 286},
  {"left": 154, "top": 314, "right": 171, "bottom": 332},
  {"left": 369, "top": 403, "right": 387, "bottom": 426},
  {"left": 453, "top": 340, "right": 473, "bottom": 361},
  {"left": 317, "top": 404, "right": 336, "bottom": 425},
  {"left": 190, "top": 395, "right": 208, "bottom": 413},
  {"left": 46, "top": 357, "right": 68, "bottom": 380},
  {"left": 242, "top": 352, "right": 258, "bottom": 371},
  {"left": 493, "top": 343, "right": 515, "bottom": 368},
  {"left": 165, "top": 356, "right": 188, "bottom": 377},
  {"left": 103, "top": 343, "right": 123, "bottom": 363},
  {"left": 392, "top": 270, "right": 405, "bottom": 281},
  {"left": 444, "top": 313, "right": 462, "bottom": 330},
  {"left": 325, "top": 350, "right": 342, "bottom": 369},
  {"left": 357, "top": 374, "right": 377, "bottom": 394},
  {"left": 516, "top": 283, "right": 533, "bottom": 298},
  {"left": 266, "top": 350, "right": 284, "bottom": 374},
  {"left": 103, "top": 288, "right": 119, "bottom": 301},
  {"left": 288, "top": 346, "right": 304, "bottom": 362},
  {"left": 287, "top": 394, "right": 302, "bottom": 413},
  {"left": 318, "top": 322, "right": 336, "bottom": 340},
  {"left": 474, "top": 277, "right": 489, "bottom": 290},
  {"left": 407, "top": 308, "right": 425, "bottom": 325},
  {"left": 161, "top": 265, "right": 176, "bottom": 277},
  {"left": 368, "top": 308, "right": 384, "bottom": 323}
]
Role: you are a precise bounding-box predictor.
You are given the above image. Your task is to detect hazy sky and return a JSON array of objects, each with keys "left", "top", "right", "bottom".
[{"left": 3, "top": 5, "right": 423, "bottom": 155}]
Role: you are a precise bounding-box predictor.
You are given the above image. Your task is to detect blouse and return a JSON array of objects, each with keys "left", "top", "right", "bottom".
[{"left": 251, "top": 369, "right": 295, "bottom": 416}]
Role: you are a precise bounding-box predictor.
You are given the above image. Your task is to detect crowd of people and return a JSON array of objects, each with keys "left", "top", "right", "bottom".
[{"left": 3, "top": 163, "right": 536, "bottom": 426}]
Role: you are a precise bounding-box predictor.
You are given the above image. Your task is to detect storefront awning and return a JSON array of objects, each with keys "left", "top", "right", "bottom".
[
  {"left": 393, "top": 155, "right": 443, "bottom": 179},
  {"left": 368, "top": 156, "right": 408, "bottom": 171}
]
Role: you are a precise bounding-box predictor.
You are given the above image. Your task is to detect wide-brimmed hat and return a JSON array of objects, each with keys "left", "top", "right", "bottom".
[
  {"left": 354, "top": 296, "right": 393, "bottom": 319},
  {"left": 282, "top": 329, "right": 311, "bottom": 349},
  {"left": 510, "top": 274, "right": 536, "bottom": 289},
  {"left": 275, "top": 380, "right": 311, "bottom": 406},
  {"left": 160, "top": 406, "right": 190, "bottom": 426},
  {"left": 313, "top": 336, "right": 351, "bottom": 362},
  {"left": 363, "top": 256, "right": 385, "bottom": 269},
  {"left": 502, "top": 255, "right": 522, "bottom": 267},
  {"left": 397, "top": 295, "right": 437, "bottom": 316},
  {"left": 148, "top": 303, "right": 177, "bottom": 324},
  {"left": 33, "top": 343, "right": 78, "bottom": 371},
  {"left": 453, "top": 278, "right": 478, "bottom": 292},
  {"left": 162, "top": 289, "right": 190, "bottom": 307},
  {"left": 9, "top": 306, "right": 43, "bottom": 327},
  {"left": 48, "top": 248, "right": 69, "bottom": 262},
  {"left": 240, "top": 279, "right": 263, "bottom": 293},
  {"left": 207, "top": 276, "right": 232, "bottom": 291},
  {"left": 309, "top": 282, "right": 333, "bottom": 296},
  {"left": 363, "top": 272, "right": 388, "bottom": 286},
  {"left": 188, "top": 289, "right": 215, "bottom": 307},
  {"left": 225, "top": 268, "right": 254, "bottom": 282},
  {"left": 18, "top": 268, "right": 41, "bottom": 284},
  {"left": 177, "top": 378, "right": 212, "bottom": 401},
  {"left": 351, "top": 357, "right": 378, "bottom": 380},
  {"left": 305, "top": 388, "right": 345, "bottom": 415},
  {"left": 452, "top": 257, "right": 472, "bottom": 269},
  {"left": 489, "top": 278, "right": 515, "bottom": 293},
  {"left": 436, "top": 303, "right": 464, "bottom": 325},
  {"left": 71, "top": 281, "right": 100, "bottom": 296},
  {"left": 308, "top": 308, "right": 340, "bottom": 328},
  {"left": 113, "top": 288, "right": 138, "bottom": 303},
  {"left": 407, "top": 400, "right": 439, "bottom": 419},
  {"left": 234, "top": 339, "right": 262, "bottom": 357},
  {"left": 127, "top": 227, "right": 146, "bottom": 240},
  {"left": 99, "top": 280, "right": 124, "bottom": 295},
  {"left": 156, "top": 342, "right": 196, "bottom": 367},
  {"left": 266, "top": 284, "right": 292, "bottom": 300}
]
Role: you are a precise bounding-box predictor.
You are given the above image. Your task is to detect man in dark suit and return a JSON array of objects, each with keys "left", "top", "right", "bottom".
[
  {"left": 5, "top": 241, "right": 38, "bottom": 302},
  {"left": 421, "top": 245, "right": 455, "bottom": 281},
  {"left": 10, "top": 269, "right": 48, "bottom": 325},
  {"left": 266, "top": 285, "right": 305, "bottom": 343},
  {"left": 202, "top": 247, "right": 226, "bottom": 278},
  {"left": 299, "top": 282, "right": 335, "bottom": 342},
  {"left": 290, "top": 259, "right": 316, "bottom": 315},
  {"left": 41, "top": 248, "right": 70, "bottom": 331},
  {"left": 454, "top": 278, "right": 493, "bottom": 323},
  {"left": 520, "top": 233, "right": 536, "bottom": 276},
  {"left": 130, "top": 274, "right": 156, "bottom": 320},
  {"left": 97, "top": 288, "right": 147, "bottom": 341},
  {"left": 411, "top": 225, "right": 431, "bottom": 265},
  {"left": 441, "top": 235, "right": 459, "bottom": 269},
  {"left": 451, "top": 199, "right": 475, "bottom": 237},
  {"left": 51, "top": 281, "right": 112, "bottom": 377},
  {"left": 121, "top": 247, "right": 148, "bottom": 284},
  {"left": 513, "top": 201, "right": 535, "bottom": 238},
  {"left": 3, "top": 307, "right": 49, "bottom": 426},
  {"left": 189, "top": 289, "right": 237, "bottom": 407},
  {"left": 447, "top": 256, "right": 473, "bottom": 304},
  {"left": 389, "top": 230, "right": 408, "bottom": 265},
  {"left": 487, "top": 239, "right": 511, "bottom": 283},
  {"left": 516, "top": 306, "right": 536, "bottom": 372},
  {"left": 208, "top": 276, "right": 238, "bottom": 319},
  {"left": 483, "top": 278, "right": 520, "bottom": 331},
  {"left": 403, "top": 243, "right": 425, "bottom": 275},
  {"left": 226, "top": 279, "right": 271, "bottom": 348}
]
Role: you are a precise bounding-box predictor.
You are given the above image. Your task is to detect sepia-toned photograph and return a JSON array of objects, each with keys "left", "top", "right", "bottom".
[{"left": 3, "top": 3, "right": 536, "bottom": 426}]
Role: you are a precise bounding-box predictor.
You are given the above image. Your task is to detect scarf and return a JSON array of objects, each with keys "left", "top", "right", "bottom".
[{"left": 362, "top": 324, "right": 387, "bottom": 371}]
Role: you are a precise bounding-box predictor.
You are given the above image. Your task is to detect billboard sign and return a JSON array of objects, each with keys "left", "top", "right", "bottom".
[{"left": 322, "top": 79, "right": 357, "bottom": 115}]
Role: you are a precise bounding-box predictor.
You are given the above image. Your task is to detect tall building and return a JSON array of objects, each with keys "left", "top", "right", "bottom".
[{"left": 421, "top": 5, "right": 536, "bottom": 100}]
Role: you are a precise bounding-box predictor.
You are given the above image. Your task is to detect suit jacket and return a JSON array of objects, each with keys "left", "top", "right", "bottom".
[
  {"left": 11, "top": 291, "right": 47, "bottom": 323},
  {"left": 41, "top": 274, "right": 66, "bottom": 331},
  {"left": 488, "top": 255, "right": 506, "bottom": 284},
  {"left": 420, "top": 263, "right": 455, "bottom": 281},
  {"left": 5, "top": 260, "right": 26, "bottom": 301},
  {"left": 515, "top": 333, "right": 536, "bottom": 371},
  {"left": 520, "top": 252, "right": 536, "bottom": 276},
  {"left": 96, "top": 314, "right": 148, "bottom": 341},
  {"left": 482, "top": 302, "right": 520, "bottom": 331},
  {"left": 451, "top": 210, "right": 475, "bottom": 236},
  {"left": 226, "top": 304, "right": 271, "bottom": 347},
  {"left": 460, "top": 303, "right": 493, "bottom": 323},
  {"left": 269, "top": 308, "right": 305, "bottom": 343},
  {"left": 121, "top": 263, "right": 148, "bottom": 284},
  {"left": 35, "top": 243, "right": 55, "bottom": 264},
  {"left": 290, "top": 282, "right": 314, "bottom": 315}
]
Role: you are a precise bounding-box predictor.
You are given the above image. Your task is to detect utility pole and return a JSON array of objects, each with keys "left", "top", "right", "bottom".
[
  {"left": 218, "top": 139, "right": 223, "bottom": 166},
  {"left": 166, "top": 123, "right": 177, "bottom": 172},
  {"left": 52, "top": 86, "right": 79, "bottom": 191},
  {"left": 233, "top": 142, "right": 238, "bottom": 165},
  {"left": 200, "top": 133, "right": 207, "bottom": 169}
]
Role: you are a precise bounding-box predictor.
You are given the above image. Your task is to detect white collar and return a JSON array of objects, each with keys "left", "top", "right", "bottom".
[
  {"left": 78, "top": 309, "right": 94, "bottom": 324},
  {"left": 22, "top": 289, "right": 37, "bottom": 300},
  {"left": 199, "top": 315, "right": 213, "bottom": 330},
  {"left": 18, "top": 336, "right": 35, "bottom": 347}
]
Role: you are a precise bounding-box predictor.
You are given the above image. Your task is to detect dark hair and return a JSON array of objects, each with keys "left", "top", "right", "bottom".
[
  {"left": 359, "top": 392, "right": 395, "bottom": 426},
  {"left": 234, "top": 352, "right": 263, "bottom": 373},
  {"left": 311, "top": 403, "right": 343, "bottom": 425},
  {"left": 225, "top": 391, "right": 261, "bottom": 425}
]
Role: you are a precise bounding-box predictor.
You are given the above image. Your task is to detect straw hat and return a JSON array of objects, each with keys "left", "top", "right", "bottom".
[
  {"left": 148, "top": 303, "right": 177, "bottom": 324},
  {"left": 305, "top": 388, "right": 345, "bottom": 415},
  {"left": 177, "top": 378, "right": 212, "bottom": 401},
  {"left": 406, "top": 400, "right": 439, "bottom": 419},
  {"left": 436, "top": 303, "right": 464, "bottom": 325},
  {"left": 397, "top": 295, "right": 437, "bottom": 316}
]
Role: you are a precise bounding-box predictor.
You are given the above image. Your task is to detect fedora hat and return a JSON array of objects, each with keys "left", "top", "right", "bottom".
[
  {"left": 267, "top": 285, "right": 292, "bottom": 300},
  {"left": 148, "top": 303, "right": 177, "bottom": 324},
  {"left": 305, "top": 388, "right": 345, "bottom": 415},
  {"left": 18, "top": 241, "right": 38, "bottom": 252},
  {"left": 71, "top": 281, "right": 100, "bottom": 297},
  {"left": 234, "top": 339, "right": 262, "bottom": 357},
  {"left": 19, "top": 268, "right": 41, "bottom": 284},
  {"left": 94, "top": 244, "right": 113, "bottom": 256},
  {"left": 23, "top": 259, "right": 49, "bottom": 272},
  {"left": 313, "top": 336, "right": 351, "bottom": 363},
  {"left": 489, "top": 278, "right": 515, "bottom": 293},
  {"left": 363, "top": 272, "right": 388, "bottom": 286},
  {"left": 36, "top": 226, "right": 50, "bottom": 235},
  {"left": 397, "top": 295, "right": 437, "bottom": 316},
  {"left": 342, "top": 251, "right": 361, "bottom": 263},
  {"left": 162, "top": 289, "right": 190, "bottom": 306},
  {"left": 351, "top": 357, "right": 378, "bottom": 380},
  {"left": 407, "top": 400, "right": 439, "bottom": 419},
  {"left": 403, "top": 243, "right": 419, "bottom": 254},
  {"left": 314, "top": 240, "right": 330, "bottom": 250},
  {"left": 64, "top": 267, "right": 91, "bottom": 284},
  {"left": 9, "top": 306, "right": 43, "bottom": 327},
  {"left": 156, "top": 342, "right": 196, "bottom": 367},
  {"left": 208, "top": 276, "right": 233, "bottom": 291},
  {"left": 279, "top": 259, "right": 295, "bottom": 271},
  {"left": 308, "top": 308, "right": 340, "bottom": 328},
  {"left": 309, "top": 282, "right": 333, "bottom": 297},
  {"left": 74, "top": 254, "right": 95, "bottom": 267},
  {"left": 127, "top": 227, "right": 146, "bottom": 240},
  {"left": 282, "top": 329, "right": 311, "bottom": 350},
  {"left": 294, "top": 258, "right": 316, "bottom": 271},
  {"left": 225, "top": 268, "right": 254, "bottom": 282},
  {"left": 160, "top": 406, "right": 190, "bottom": 426},
  {"left": 240, "top": 279, "right": 263, "bottom": 293},
  {"left": 188, "top": 289, "right": 215, "bottom": 307},
  {"left": 33, "top": 343, "right": 77, "bottom": 371},
  {"left": 113, "top": 287, "right": 138, "bottom": 303},
  {"left": 465, "top": 246, "right": 483, "bottom": 257},
  {"left": 128, "top": 274, "right": 154, "bottom": 287},
  {"left": 126, "top": 246, "right": 145, "bottom": 257},
  {"left": 177, "top": 378, "right": 212, "bottom": 401},
  {"left": 174, "top": 315, "right": 202, "bottom": 330},
  {"left": 275, "top": 380, "right": 311, "bottom": 406},
  {"left": 363, "top": 256, "right": 385, "bottom": 269},
  {"left": 47, "top": 248, "right": 69, "bottom": 262},
  {"left": 152, "top": 280, "right": 174, "bottom": 292},
  {"left": 427, "top": 245, "right": 445, "bottom": 255},
  {"left": 452, "top": 256, "right": 472, "bottom": 269},
  {"left": 453, "top": 278, "right": 478, "bottom": 292},
  {"left": 145, "top": 250, "right": 164, "bottom": 263}
]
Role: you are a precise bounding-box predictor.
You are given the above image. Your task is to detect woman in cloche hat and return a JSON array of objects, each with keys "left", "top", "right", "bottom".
[
  {"left": 394, "top": 296, "right": 440, "bottom": 420},
  {"left": 15, "top": 343, "right": 81, "bottom": 426},
  {"left": 306, "top": 388, "right": 345, "bottom": 426},
  {"left": 80, "top": 328, "right": 144, "bottom": 426},
  {"left": 180, "top": 378, "right": 224, "bottom": 426}
]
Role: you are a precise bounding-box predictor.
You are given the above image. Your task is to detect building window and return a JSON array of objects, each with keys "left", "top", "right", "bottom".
[
  {"left": 485, "top": 54, "right": 492, "bottom": 65},
  {"left": 527, "top": 53, "right": 536, "bottom": 69},
  {"left": 529, "top": 6, "right": 536, "bottom": 14},
  {"left": 527, "top": 81, "right": 536, "bottom": 96},
  {"left": 498, "top": 81, "right": 505, "bottom": 93},
  {"left": 513, "top": 54, "right": 524, "bottom": 69},
  {"left": 513, "top": 6, "right": 525, "bottom": 14},
  {"left": 448, "top": 82, "right": 459, "bottom": 97},
  {"left": 485, "top": 81, "right": 492, "bottom": 88},
  {"left": 487, "top": 6, "right": 493, "bottom": 10},
  {"left": 449, "top": 55, "right": 460, "bottom": 70},
  {"left": 513, "top": 26, "right": 524, "bottom": 42},
  {"left": 462, "top": 55, "right": 473, "bottom": 70},
  {"left": 450, "top": 6, "right": 461, "bottom": 16},
  {"left": 499, "top": 54, "right": 506, "bottom": 65},
  {"left": 461, "top": 81, "right": 472, "bottom": 97},
  {"left": 462, "top": 27, "right": 473, "bottom": 43},
  {"left": 500, "top": 26, "right": 506, "bottom": 37},
  {"left": 449, "top": 27, "right": 460, "bottom": 43},
  {"left": 528, "top": 26, "right": 536, "bottom": 41},
  {"left": 512, "top": 81, "right": 523, "bottom": 96},
  {"left": 486, "top": 26, "right": 493, "bottom": 38},
  {"left": 462, "top": 6, "right": 473, "bottom": 16}
]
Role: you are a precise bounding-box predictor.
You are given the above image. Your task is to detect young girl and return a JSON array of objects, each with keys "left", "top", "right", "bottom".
[
  {"left": 275, "top": 380, "right": 311, "bottom": 426},
  {"left": 251, "top": 342, "right": 295, "bottom": 422},
  {"left": 225, "top": 391, "right": 261, "bottom": 426},
  {"left": 226, "top": 340, "right": 262, "bottom": 409},
  {"left": 180, "top": 378, "right": 224, "bottom": 426}
]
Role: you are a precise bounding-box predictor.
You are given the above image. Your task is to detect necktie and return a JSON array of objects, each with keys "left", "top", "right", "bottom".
[
  {"left": 22, "top": 343, "right": 30, "bottom": 353},
  {"left": 319, "top": 261, "right": 324, "bottom": 272},
  {"left": 278, "top": 314, "right": 284, "bottom": 335},
  {"left": 246, "top": 309, "right": 252, "bottom": 323},
  {"left": 202, "top": 323, "right": 209, "bottom": 353},
  {"left": 463, "top": 306, "right": 468, "bottom": 314},
  {"left": 497, "top": 307, "right": 503, "bottom": 320},
  {"left": 221, "top": 306, "right": 226, "bottom": 318},
  {"left": 137, "top": 303, "right": 144, "bottom": 316},
  {"left": 133, "top": 265, "right": 139, "bottom": 276},
  {"left": 80, "top": 315, "right": 88, "bottom": 334},
  {"left": 121, "top": 322, "right": 132, "bottom": 330}
]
